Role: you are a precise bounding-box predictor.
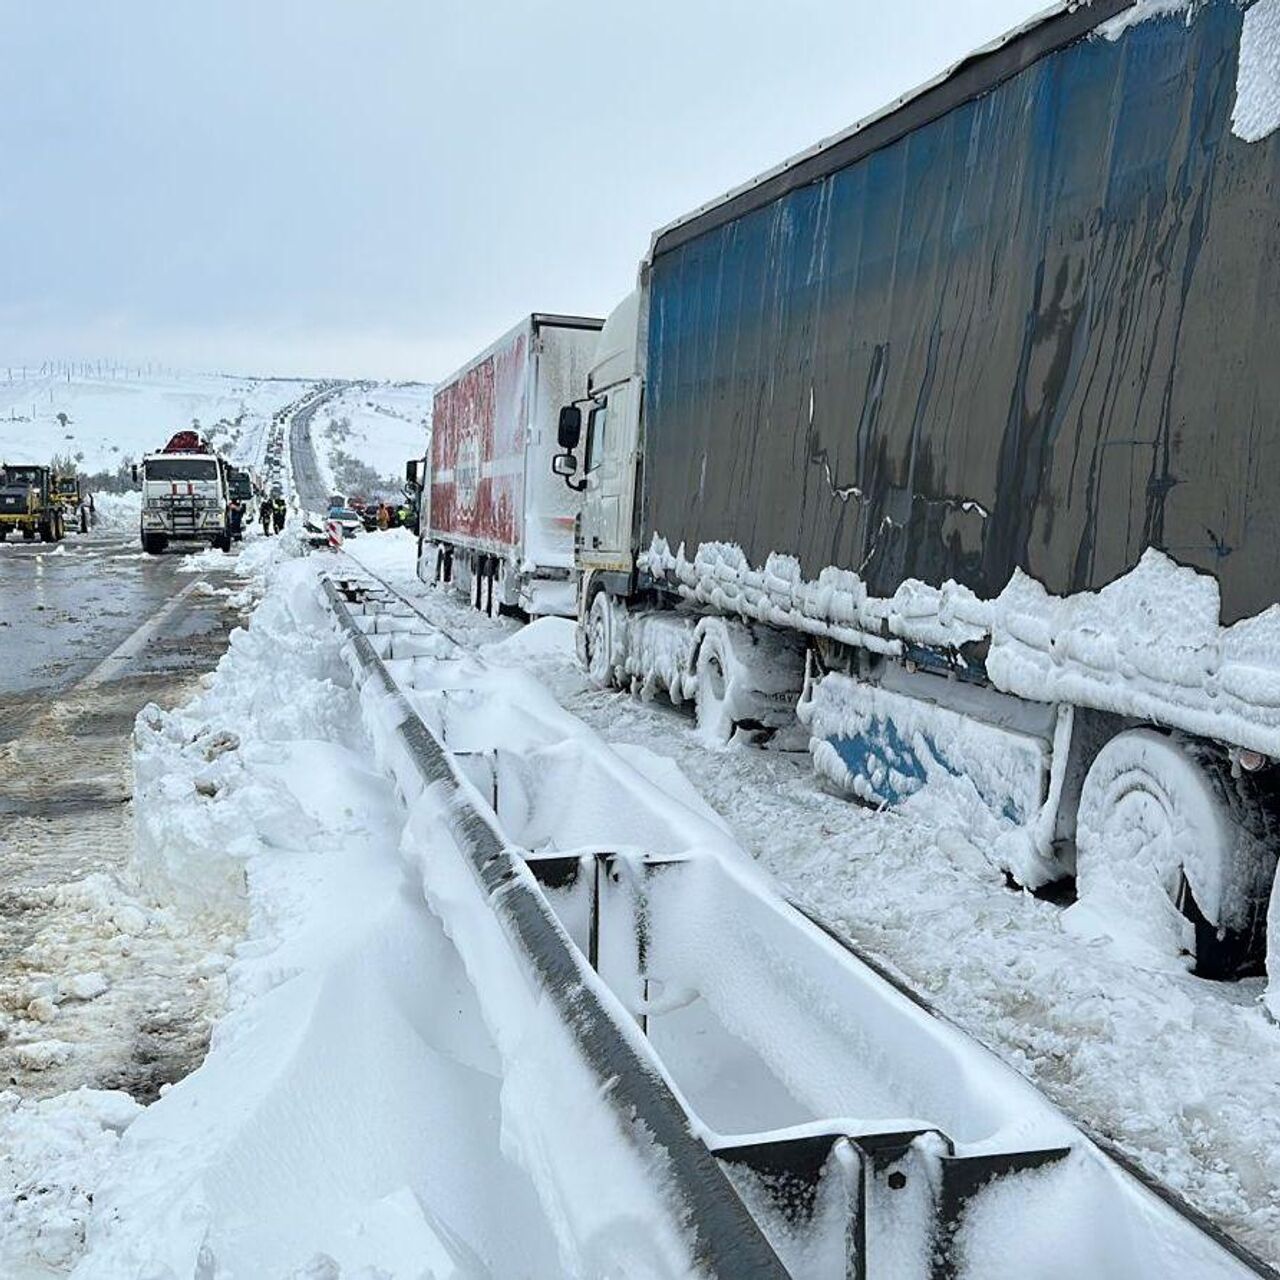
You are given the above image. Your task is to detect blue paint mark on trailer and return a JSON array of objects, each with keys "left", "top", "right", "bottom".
[{"left": 828, "top": 716, "right": 1026, "bottom": 824}]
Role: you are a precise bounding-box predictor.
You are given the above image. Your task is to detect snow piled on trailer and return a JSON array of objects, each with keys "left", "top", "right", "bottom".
[
  {"left": 644, "top": 537, "right": 1280, "bottom": 759},
  {"left": 348, "top": 532, "right": 1280, "bottom": 1268},
  {"left": 1234, "top": 0, "right": 1280, "bottom": 141},
  {"left": 1102, "top": 0, "right": 1280, "bottom": 142}
]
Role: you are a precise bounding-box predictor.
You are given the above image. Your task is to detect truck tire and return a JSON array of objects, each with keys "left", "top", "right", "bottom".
[
  {"left": 693, "top": 622, "right": 738, "bottom": 745},
  {"left": 1076, "top": 729, "right": 1279, "bottom": 979},
  {"left": 142, "top": 533, "right": 167, "bottom": 555},
  {"left": 22, "top": 529, "right": 35, "bottom": 542},
  {"left": 581, "top": 590, "right": 623, "bottom": 689},
  {"left": 38, "top": 520, "right": 52, "bottom": 542}
]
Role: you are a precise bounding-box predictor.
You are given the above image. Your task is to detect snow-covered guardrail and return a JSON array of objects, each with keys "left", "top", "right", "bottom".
[
  {"left": 320, "top": 569, "right": 1279, "bottom": 1280},
  {"left": 320, "top": 576, "right": 790, "bottom": 1279}
]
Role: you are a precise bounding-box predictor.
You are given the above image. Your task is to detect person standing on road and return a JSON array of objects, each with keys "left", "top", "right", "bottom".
[
  {"left": 228, "top": 499, "right": 244, "bottom": 541},
  {"left": 272, "top": 496, "right": 287, "bottom": 534},
  {"left": 260, "top": 497, "right": 274, "bottom": 534}
]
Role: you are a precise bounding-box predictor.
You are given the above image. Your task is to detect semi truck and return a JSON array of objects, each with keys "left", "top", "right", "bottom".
[
  {"left": 420, "top": 312, "right": 603, "bottom": 617},
  {"left": 0, "top": 465, "right": 64, "bottom": 542},
  {"left": 552, "top": 0, "right": 1280, "bottom": 980},
  {"left": 135, "top": 431, "right": 233, "bottom": 554}
]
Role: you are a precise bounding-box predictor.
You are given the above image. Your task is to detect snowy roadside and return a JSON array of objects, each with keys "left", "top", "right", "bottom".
[
  {"left": 341, "top": 531, "right": 1280, "bottom": 1267},
  {"left": 2, "top": 532, "right": 563, "bottom": 1278}
]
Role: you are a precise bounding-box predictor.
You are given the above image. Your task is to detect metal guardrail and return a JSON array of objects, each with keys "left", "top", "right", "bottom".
[
  {"left": 321, "top": 568, "right": 1280, "bottom": 1280},
  {"left": 321, "top": 575, "right": 792, "bottom": 1279}
]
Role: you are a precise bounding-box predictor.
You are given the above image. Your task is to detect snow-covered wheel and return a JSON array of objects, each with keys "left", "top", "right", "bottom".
[
  {"left": 1076, "top": 729, "right": 1278, "bottom": 979},
  {"left": 693, "top": 622, "right": 738, "bottom": 745},
  {"left": 580, "top": 590, "right": 623, "bottom": 689}
]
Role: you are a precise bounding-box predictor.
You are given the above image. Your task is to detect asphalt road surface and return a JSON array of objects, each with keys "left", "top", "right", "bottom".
[
  {"left": 288, "top": 390, "right": 341, "bottom": 513},
  {"left": 0, "top": 520, "right": 260, "bottom": 1099}
]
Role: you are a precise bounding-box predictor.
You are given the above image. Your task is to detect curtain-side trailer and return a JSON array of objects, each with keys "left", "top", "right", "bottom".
[
  {"left": 421, "top": 313, "right": 603, "bottom": 617},
  {"left": 553, "top": 0, "right": 1280, "bottom": 979}
]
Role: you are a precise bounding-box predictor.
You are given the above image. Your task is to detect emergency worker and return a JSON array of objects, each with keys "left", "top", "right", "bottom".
[{"left": 272, "top": 496, "right": 287, "bottom": 534}]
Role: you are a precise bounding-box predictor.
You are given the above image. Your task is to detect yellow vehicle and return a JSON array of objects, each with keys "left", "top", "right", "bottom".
[
  {"left": 53, "top": 474, "right": 87, "bottom": 533},
  {"left": 0, "top": 464, "right": 64, "bottom": 543}
]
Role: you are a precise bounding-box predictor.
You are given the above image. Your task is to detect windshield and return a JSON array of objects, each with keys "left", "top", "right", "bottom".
[
  {"left": 144, "top": 458, "right": 219, "bottom": 481},
  {"left": 3, "top": 467, "right": 42, "bottom": 486}
]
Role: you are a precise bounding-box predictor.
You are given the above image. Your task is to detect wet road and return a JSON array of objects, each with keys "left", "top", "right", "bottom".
[
  {"left": 0, "top": 521, "right": 258, "bottom": 1100},
  {"left": 0, "top": 523, "right": 241, "bottom": 700}
]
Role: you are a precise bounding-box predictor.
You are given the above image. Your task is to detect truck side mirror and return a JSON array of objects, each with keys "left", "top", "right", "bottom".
[
  {"left": 558, "top": 405, "right": 582, "bottom": 450},
  {"left": 552, "top": 453, "right": 578, "bottom": 477},
  {"left": 131, "top": 465, "right": 138, "bottom": 484},
  {"left": 405, "top": 459, "right": 420, "bottom": 485}
]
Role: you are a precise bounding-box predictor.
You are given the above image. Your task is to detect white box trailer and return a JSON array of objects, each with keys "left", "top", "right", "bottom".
[{"left": 421, "top": 312, "right": 602, "bottom": 616}]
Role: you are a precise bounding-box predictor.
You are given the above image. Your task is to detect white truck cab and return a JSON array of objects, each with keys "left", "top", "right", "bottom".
[
  {"left": 137, "top": 432, "right": 232, "bottom": 554},
  {"left": 556, "top": 289, "right": 644, "bottom": 582}
]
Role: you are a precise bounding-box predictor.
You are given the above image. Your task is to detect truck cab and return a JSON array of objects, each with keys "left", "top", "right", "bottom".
[
  {"left": 137, "top": 432, "right": 232, "bottom": 554},
  {"left": 556, "top": 289, "right": 644, "bottom": 586}
]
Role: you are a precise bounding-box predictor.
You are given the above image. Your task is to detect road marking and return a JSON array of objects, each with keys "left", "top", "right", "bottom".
[{"left": 79, "top": 577, "right": 206, "bottom": 689}]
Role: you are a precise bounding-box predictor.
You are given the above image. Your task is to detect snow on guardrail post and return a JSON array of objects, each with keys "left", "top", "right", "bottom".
[{"left": 319, "top": 575, "right": 793, "bottom": 1280}]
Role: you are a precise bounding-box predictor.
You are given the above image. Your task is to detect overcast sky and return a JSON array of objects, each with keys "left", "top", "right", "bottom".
[{"left": 2, "top": 0, "right": 1046, "bottom": 382}]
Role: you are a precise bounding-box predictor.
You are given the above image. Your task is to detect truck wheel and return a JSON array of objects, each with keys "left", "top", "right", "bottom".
[
  {"left": 1076, "top": 729, "right": 1278, "bottom": 979},
  {"left": 693, "top": 623, "right": 739, "bottom": 745},
  {"left": 581, "top": 591, "right": 623, "bottom": 689},
  {"left": 38, "top": 521, "right": 52, "bottom": 542},
  {"left": 142, "top": 533, "right": 166, "bottom": 555},
  {"left": 22, "top": 529, "right": 35, "bottom": 542}
]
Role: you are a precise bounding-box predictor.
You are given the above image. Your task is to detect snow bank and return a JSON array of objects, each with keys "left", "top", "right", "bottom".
[
  {"left": 0, "top": 1088, "right": 142, "bottom": 1275},
  {"left": 90, "top": 491, "right": 140, "bottom": 533},
  {"left": 36, "top": 548, "right": 567, "bottom": 1279}
]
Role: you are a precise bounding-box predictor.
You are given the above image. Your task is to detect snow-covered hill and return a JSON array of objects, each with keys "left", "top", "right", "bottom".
[
  {"left": 305, "top": 381, "right": 432, "bottom": 499},
  {"left": 0, "top": 371, "right": 312, "bottom": 477}
]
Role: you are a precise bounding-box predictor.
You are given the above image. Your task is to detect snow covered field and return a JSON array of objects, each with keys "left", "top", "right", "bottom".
[
  {"left": 304, "top": 381, "right": 432, "bottom": 498},
  {"left": 0, "top": 371, "right": 312, "bottom": 476}
]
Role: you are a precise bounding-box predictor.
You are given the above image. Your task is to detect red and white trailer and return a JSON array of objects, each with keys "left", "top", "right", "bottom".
[{"left": 422, "top": 312, "right": 603, "bottom": 616}]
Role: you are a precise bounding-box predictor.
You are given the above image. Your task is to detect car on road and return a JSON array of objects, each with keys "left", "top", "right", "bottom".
[{"left": 326, "top": 507, "right": 361, "bottom": 538}]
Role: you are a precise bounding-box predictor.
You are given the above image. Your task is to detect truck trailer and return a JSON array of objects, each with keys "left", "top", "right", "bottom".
[
  {"left": 552, "top": 0, "right": 1280, "bottom": 979},
  {"left": 421, "top": 312, "right": 603, "bottom": 617}
]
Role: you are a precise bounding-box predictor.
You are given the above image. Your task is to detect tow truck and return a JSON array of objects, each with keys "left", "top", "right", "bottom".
[{"left": 134, "top": 431, "right": 232, "bottom": 554}]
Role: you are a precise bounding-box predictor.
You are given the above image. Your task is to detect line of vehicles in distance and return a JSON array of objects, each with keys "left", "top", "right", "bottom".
[{"left": 408, "top": 1, "right": 1280, "bottom": 987}]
